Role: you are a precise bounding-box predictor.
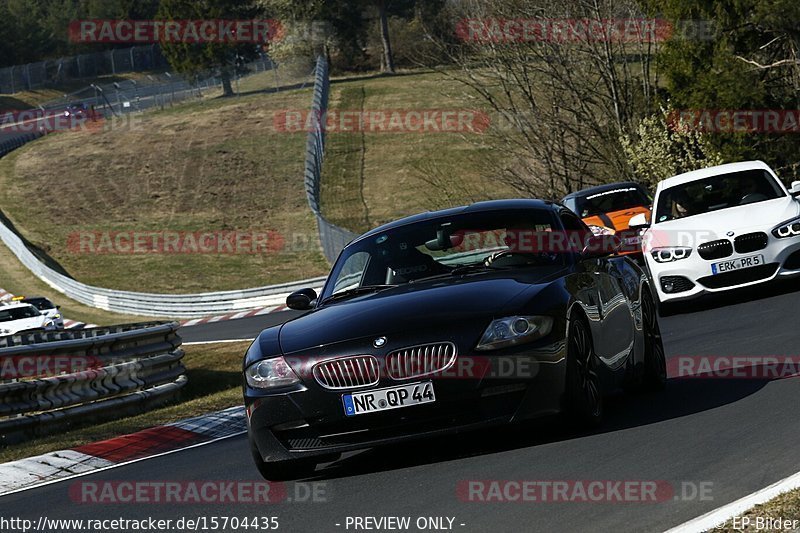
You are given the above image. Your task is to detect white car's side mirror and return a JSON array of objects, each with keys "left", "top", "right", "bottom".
[
  {"left": 789, "top": 180, "right": 800, "bottom": 197},
  {"left": 628, "top": 212, "right": 650, "bottom": 230}
]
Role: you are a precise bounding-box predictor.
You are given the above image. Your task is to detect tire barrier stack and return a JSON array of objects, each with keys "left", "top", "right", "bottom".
[
  {"left": 0, "top": 322, "right": 185, "bottom": 444},
  {"left": 303, "top": 55, "right": 359, "bottom": 263}
]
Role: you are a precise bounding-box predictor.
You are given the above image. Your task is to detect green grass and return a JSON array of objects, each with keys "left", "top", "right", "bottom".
[
  {"left": 321, "top": 70, "right": 518, "bottom": 234},
  {"left": 0, "top": 340, "right": 251, "bottom": 464},
  {"left": 0, "top": 86, "right": 329, "bottom": 294},
  {"left": 0, "top": 68, "right": 519, "bottom": 299}
]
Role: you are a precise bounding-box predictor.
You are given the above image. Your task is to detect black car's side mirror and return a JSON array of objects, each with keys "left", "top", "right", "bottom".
[
  {"left": 582, "top": 234, "right": 623, "bottom": 259},
  {"left": 286, "top": 288, "right": 318, "bottom": 310}
]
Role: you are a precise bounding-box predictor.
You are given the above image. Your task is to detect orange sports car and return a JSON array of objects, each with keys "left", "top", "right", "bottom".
[{"left": 561, "top": 182, "right": 652, "bottom": 256}]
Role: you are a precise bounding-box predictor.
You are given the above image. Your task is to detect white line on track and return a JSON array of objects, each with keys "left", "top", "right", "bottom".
[{"left": 665, "top": 470, "right": 800, "bottom": 532}]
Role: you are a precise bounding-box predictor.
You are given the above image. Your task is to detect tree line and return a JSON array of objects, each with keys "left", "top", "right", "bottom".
[{"left": 1, "top": 0, "right": 797, "bottom": 187}]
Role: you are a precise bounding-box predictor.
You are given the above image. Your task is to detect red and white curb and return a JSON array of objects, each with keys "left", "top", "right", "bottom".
[
  {"left": 0, "top": 406, "right": 246, "bottom": 496},
  {"left": 179, "top": 305, "right": 288, "bottom": 327}
]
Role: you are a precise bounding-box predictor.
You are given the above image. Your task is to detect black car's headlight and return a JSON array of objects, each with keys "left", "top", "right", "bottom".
[
  {"left": 773, "top": 217, "right": 800, "bottom": 238},
  {"left": 245, "top": 357, "right": 300, "bottom": 389},
  {"left": 475, "top": 315, "right": 553, "bottom": 351},
  {"left": 651, "top": 247, "right": 692, "bottom": 263}
]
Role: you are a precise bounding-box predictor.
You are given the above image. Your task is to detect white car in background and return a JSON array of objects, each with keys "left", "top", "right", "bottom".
[
  {"left": 13, "top": 296, "right": 64, "bottom": 329},
  {"left": 630, "top": 161, "right": 800, "bottom": 305},
  {"left": 0, "top": 302, "right": 58, "bottom": 336}
]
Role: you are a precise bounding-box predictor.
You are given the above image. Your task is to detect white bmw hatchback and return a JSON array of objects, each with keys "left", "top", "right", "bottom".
[{"left": 633, "top": 161, "right": 800, "bottom": 305}]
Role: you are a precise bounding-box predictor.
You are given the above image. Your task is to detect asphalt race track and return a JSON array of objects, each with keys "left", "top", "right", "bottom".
[
  {"left": 181, "top": 310, "right": 304, "bottom": 343},
  {"left": 4, "top": 279, "right": 800, "bottom": 532}
]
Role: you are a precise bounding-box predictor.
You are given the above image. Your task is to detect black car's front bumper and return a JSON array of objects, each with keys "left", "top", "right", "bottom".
[{"left": 246, "top": 346, "right": 567, "bottom": 463}]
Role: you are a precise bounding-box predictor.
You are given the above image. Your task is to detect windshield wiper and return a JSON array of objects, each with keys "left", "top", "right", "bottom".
[
  {"left": 320, "top": 284, "right": 398, "bottom": 305},
  {"left": 410, "top": 262, "right": 509, "bottom": 283}
]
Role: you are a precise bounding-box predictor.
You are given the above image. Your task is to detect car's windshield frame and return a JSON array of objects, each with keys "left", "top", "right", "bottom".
[
  {"left": 654, "top": 169, "right": 786, "bottom": 224},
  {"left": 319, "top": 208, "right": 579, "bottom": 305},
  {"left": 565, "top": 185, "right": 651, "bottom": 218},
  {"left": 0, "top": 305, "right": 41, "bottom": 322}
]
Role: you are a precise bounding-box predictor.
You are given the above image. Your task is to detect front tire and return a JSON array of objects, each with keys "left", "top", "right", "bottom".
[
  {"left": 565, "top": 315, "right": 603, "bottom": 427},
  {"left": 641, "top": 291, "right": 667, "bottom": 390}
]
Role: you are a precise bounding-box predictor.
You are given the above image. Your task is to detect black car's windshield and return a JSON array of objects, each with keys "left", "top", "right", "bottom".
[
  {"left": 23, "top": 298, "right": 55, "bottom": 310},
  {"left": 566, "top": 186, "right": 650, "bottom": 218},
  {"left": 655, "top": 169, "right": 785, "bottom": 223},
  {"left": 322, "top": 208, "right": 571, "bottom": 301},
  {"left": 0, "top": 305, "right": 40, "bottom": 322}
]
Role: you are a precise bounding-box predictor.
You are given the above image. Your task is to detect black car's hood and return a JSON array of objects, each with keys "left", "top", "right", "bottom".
[{"left": 277, "top": 267, "right": 567, "bottom": 354}]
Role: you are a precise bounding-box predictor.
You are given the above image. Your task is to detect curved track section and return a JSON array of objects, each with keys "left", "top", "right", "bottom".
[{"left": 5, "top": 280, "right": 800, "bottom": 532}]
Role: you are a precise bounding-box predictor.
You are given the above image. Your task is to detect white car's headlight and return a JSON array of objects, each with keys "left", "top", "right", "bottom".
[
  {"left": 245, "top": 357, "right": 300, "bottom": 389},
  {"left": 651, "top": 247, "right": 693, "bottom": 263},
  {"left": 475, "top": 316, "right": 553, "bottom": 351},
  {"left": 773, "top": 218, "right": 800, "bottom": 238}
]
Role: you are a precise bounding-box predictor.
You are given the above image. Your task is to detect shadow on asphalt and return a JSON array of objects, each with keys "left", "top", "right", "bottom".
[
  {"left": 659, "top": 276, "right": 800, "bottom": 317},
  {"left": 309, "top": 376, "right": 772, "bottom": 481}
]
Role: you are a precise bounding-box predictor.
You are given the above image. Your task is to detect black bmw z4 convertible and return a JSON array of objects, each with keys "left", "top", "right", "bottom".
[{"left": 244, "top": 199, "right": 665, "bottom": 480}]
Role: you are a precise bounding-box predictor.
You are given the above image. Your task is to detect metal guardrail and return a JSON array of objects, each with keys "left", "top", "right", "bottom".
[
  {"left": 0, "top": 60, "right": 329, "bottom": 318},
  {"left": 304, "top": 56, "right": 359, "bottom": 263},
  {"left": 0, "top": 321, "right": 185, "bottom": 444},
  {"left": 0, "top": 210, "right": 325, "bottom": 317}
]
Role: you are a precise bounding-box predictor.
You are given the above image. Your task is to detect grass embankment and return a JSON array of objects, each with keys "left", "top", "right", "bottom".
[
  {"left": 0, "top": 68, "right": 515, "bottom": 301},
  {"left": 716, "top": 491, "right": 800, "bottom": 532},
  {"left": 321, "top": 70, "right": 518, "bottom": 233},
  {"left": 0, "top": 86, "right": 329, "bottom": 294},
  {"left": 0, "top": 340, "right": 251, "bottom": 464}
]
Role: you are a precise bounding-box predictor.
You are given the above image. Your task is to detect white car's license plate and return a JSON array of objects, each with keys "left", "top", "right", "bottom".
[
  {"left": 342, "top": 382, "right": 435, "bottom": 417},
  {"left": 711, "top": 254, "right": 765, "bottom": 274}
]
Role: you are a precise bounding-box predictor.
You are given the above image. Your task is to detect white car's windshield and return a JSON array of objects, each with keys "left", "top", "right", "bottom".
[
  {"left": 655, "top": 169, "right": 785, "bottom": 223},
  {"left": 0, "top": 305, "right": 40, "bottom": 322}
]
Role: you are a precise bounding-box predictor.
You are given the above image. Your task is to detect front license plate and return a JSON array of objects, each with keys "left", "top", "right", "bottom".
[
  {"left": 342, "top": 382, "right": 435, "bottom": 417},
  {"left": 711, "top": 254, "right": 765, "bottom": 274}
]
